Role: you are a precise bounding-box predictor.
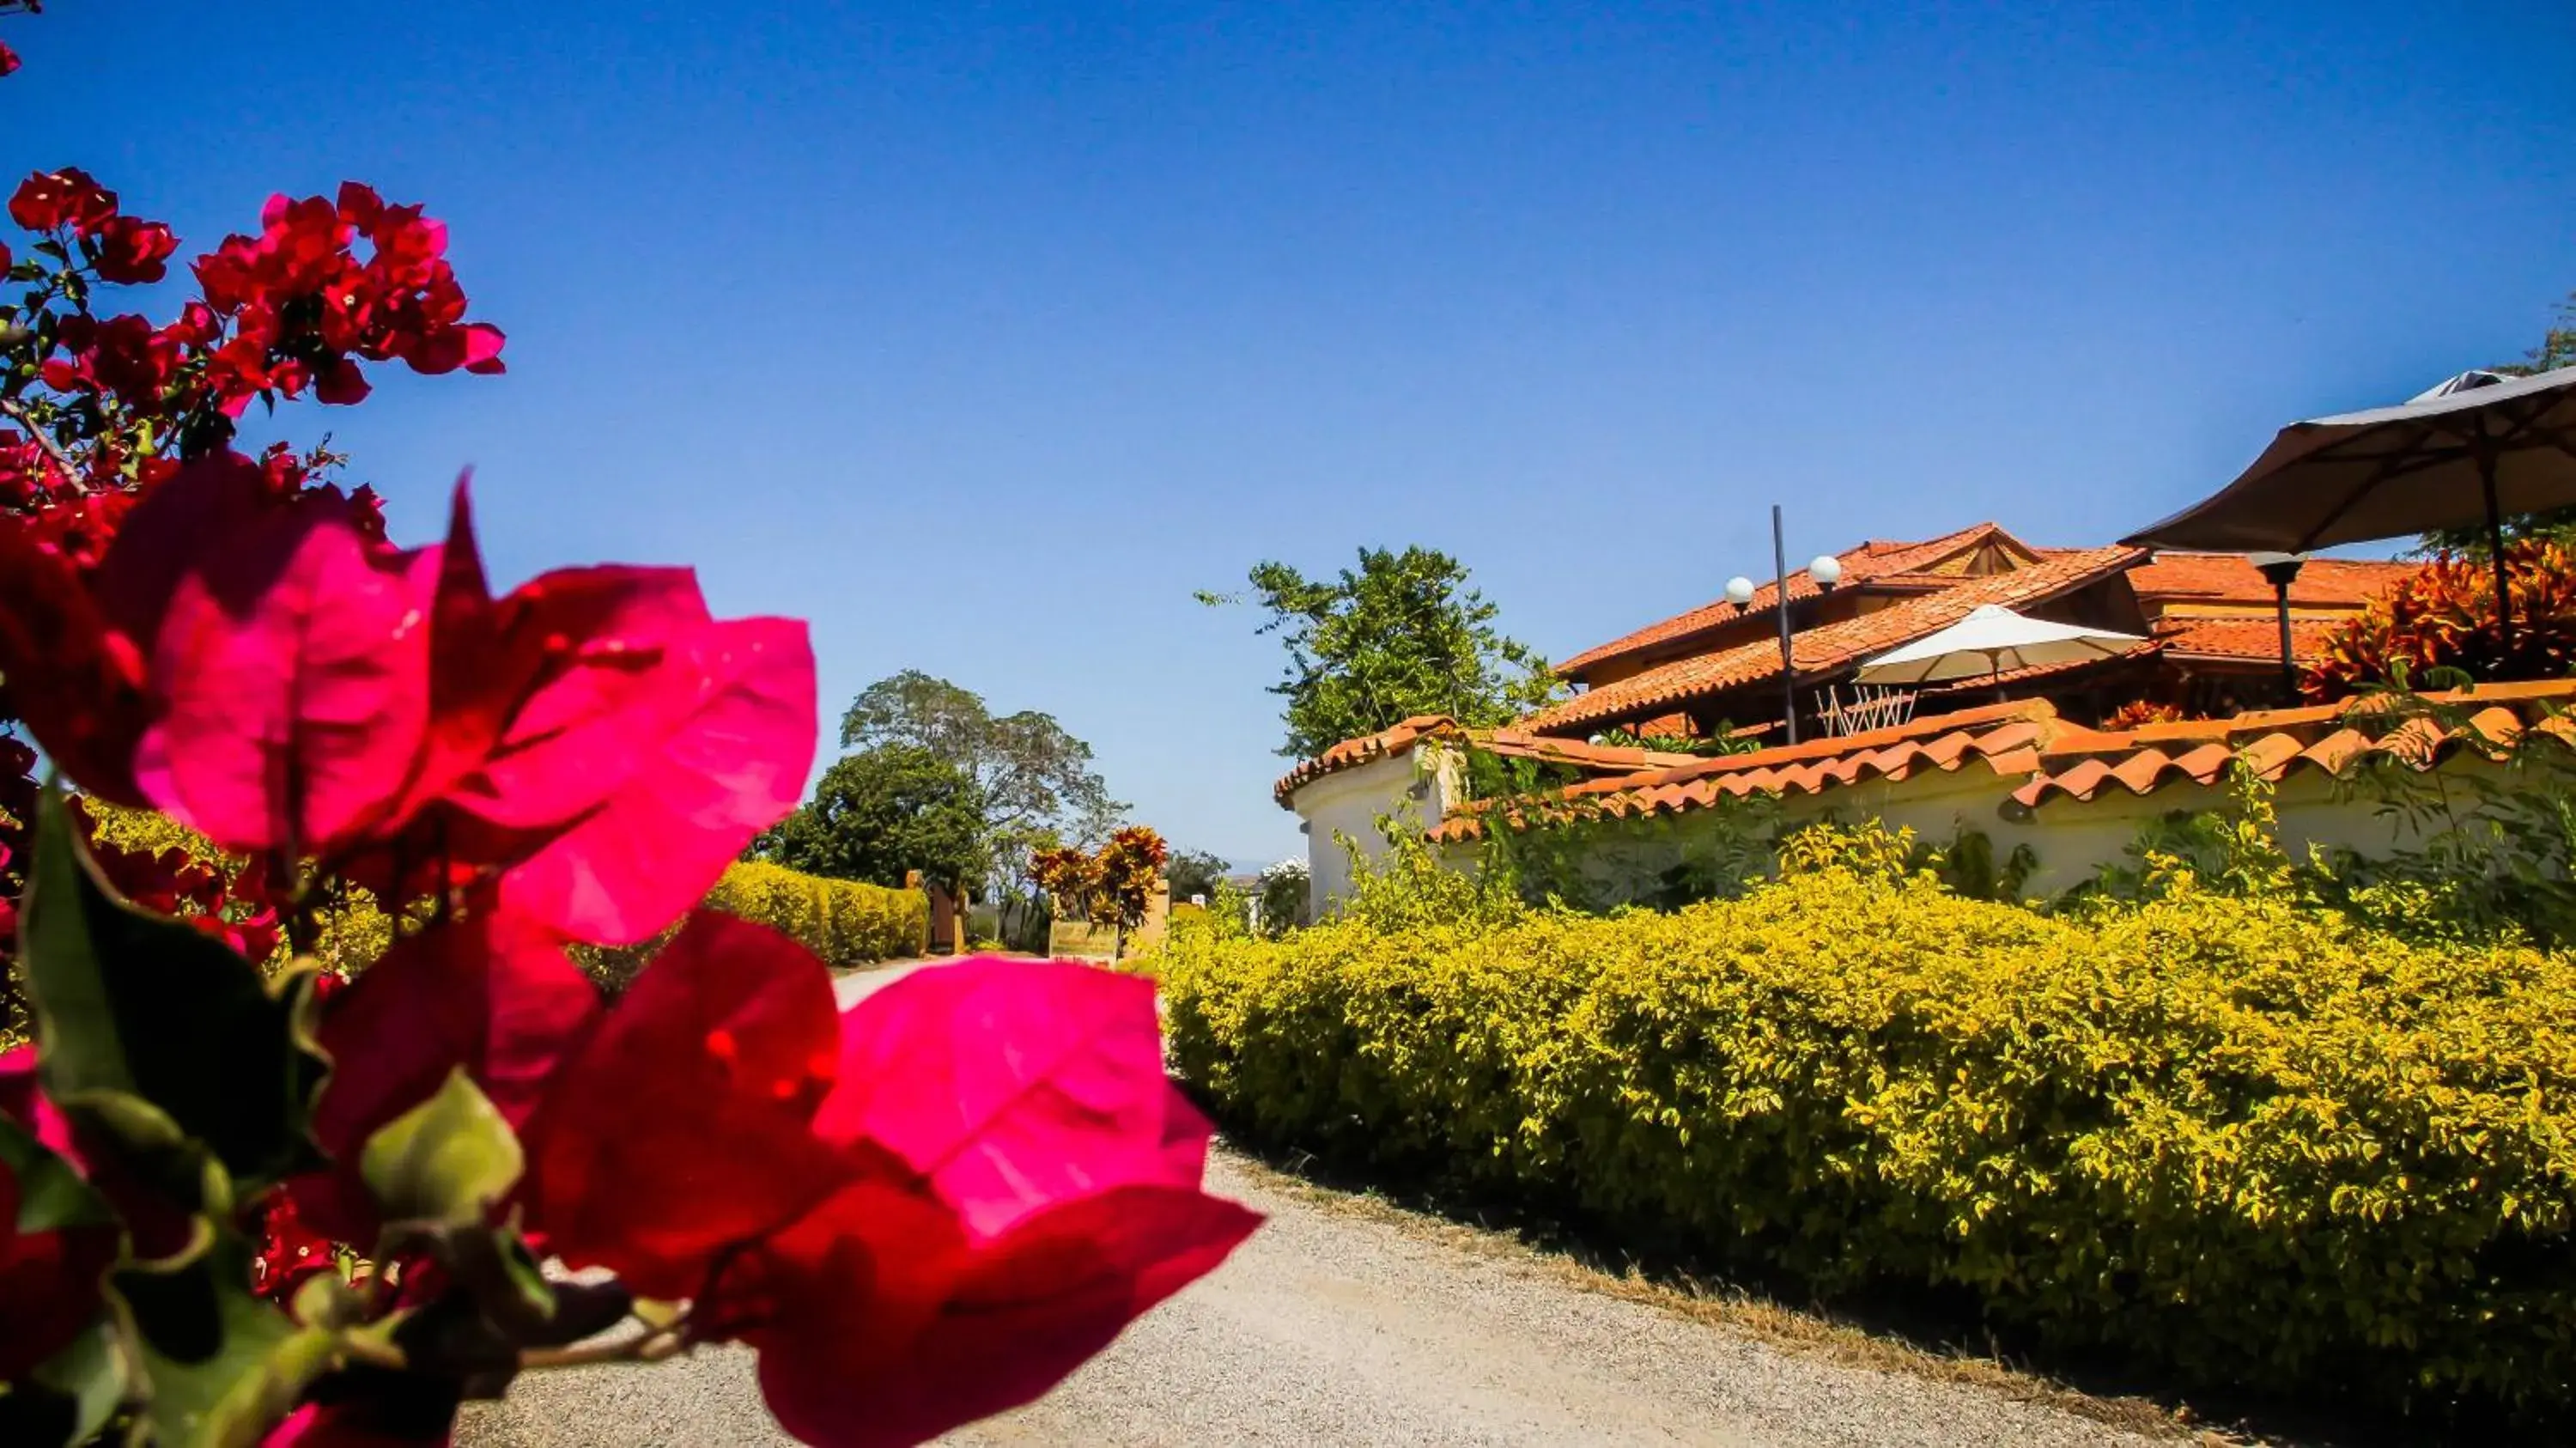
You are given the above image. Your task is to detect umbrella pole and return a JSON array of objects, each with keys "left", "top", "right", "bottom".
[
  {"left": 2482, "top": 451, "right": 2514, "bottom": 654},
  {"left": 2274, "top": 578, "right": 2297, "bottom": 707}
]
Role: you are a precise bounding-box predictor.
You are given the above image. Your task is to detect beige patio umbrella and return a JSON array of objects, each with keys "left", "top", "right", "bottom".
[
  {"left": 1855, "top": 605, "right": 2145, "bottom": 692},
  {"left": 2122, "top": 366, "right": 2576, "bottom": 643}
]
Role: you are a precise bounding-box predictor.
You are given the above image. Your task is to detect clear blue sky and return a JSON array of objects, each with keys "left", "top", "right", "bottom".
[{"left": 9, "top": 2, "right": 2572, "bottom": 864}]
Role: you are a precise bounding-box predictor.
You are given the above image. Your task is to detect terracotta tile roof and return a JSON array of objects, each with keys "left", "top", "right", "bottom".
[
  {"left": 2126, "top": 553, "right": 2423, "bottom": 608},
  {"left": 1525, "top": 545, "right": 2148, "bottom": 736},
  {"left": 1431, "top": 699, "right": 2066, "bottom": 842},
  {"left": 1428, "top": 682, "right": 2576, "bottom": 842},
  {"left": 1554, "top": 523, "right": 2026, "bottom": 676},
  {"left": 2008, "top": 679, "right": 2576, "bottom": 810},
  {"left": 1272, "top": 715, "right": 1702, "bottom": 808},
  {"left": 2154, "top": 617, "right": 2342, "bottom": 664}
]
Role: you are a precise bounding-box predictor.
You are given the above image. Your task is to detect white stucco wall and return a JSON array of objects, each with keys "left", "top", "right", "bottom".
[
  {"left": 1287, "top": 743, "right": 2510, "bottom": 912},
  {"left": 1287, "top": 746, "right": 1462, "bottom": 917}
]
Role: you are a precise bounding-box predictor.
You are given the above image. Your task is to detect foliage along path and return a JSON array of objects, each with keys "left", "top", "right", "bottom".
[{"left": 458, "top": 963, "right": 2172, "bottom": 1448}]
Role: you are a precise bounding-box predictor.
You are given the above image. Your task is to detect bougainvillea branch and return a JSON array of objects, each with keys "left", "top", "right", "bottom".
[{"left": 0, "top": 396, "right": 80, "bottom": 478}]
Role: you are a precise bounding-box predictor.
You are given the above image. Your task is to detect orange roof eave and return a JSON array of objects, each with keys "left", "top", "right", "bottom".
[{"left": 1430, "top": 680, "right": 2576, "bottom": 841}]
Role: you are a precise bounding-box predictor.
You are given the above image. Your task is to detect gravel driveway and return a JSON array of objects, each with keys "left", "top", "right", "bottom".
[{"left": 457, "top": 963, "right": 2178, "bottom": 1448}]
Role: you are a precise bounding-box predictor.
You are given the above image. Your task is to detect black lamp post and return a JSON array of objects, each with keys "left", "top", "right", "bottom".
[
  {"left": 1725, "top": 504, "right": 1842, "bottom": 745},
  {"left": 2250, "top": 551, "right": 2307, "bottom": 706}
]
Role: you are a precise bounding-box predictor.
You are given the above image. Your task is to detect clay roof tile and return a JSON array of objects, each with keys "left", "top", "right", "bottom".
[{"left": 1528, "top": 546, "right": 2145, "bottom": 735}]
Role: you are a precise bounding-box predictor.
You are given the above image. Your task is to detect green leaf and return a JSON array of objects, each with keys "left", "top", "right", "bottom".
[
  {"left": 75, "top": 1091, "right": 236, "bottom": 1241},
  {"left": 0, "top": 1106, "right": 114, "bottom": 1237},
  {"left": 111, "top": 1230, "right": 335, "bottom": 1448},
  {"left": 0, "top": 1319, "right": 129, "bottom": 1448},
  {"left": 20, "top": 783, "right": 327, "bottom": 1194},
  {"left": 360, "top": 1068, "right": 523, "bottom": 1230}
]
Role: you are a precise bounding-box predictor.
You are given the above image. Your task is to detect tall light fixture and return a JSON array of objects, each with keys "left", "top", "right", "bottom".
[{"left": 1728, "top": 508, "right": 1840, "bottom": 745}]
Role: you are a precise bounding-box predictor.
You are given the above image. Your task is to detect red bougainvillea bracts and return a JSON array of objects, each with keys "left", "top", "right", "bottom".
[
  {"left": 0, "top": 451, "right": 817, "bottom": 945},
  {"left": 0, "top": 88, "right": 494, "bottom": 989},
  {"left": 521, "top": 919, "right": 1260, "bottom": 1447},
  {"left": 0, "top": 452, "right": 1255, "bottom": 1444},
  {"left": 0, "top": 22, "right": 1253, "bottom": 1448}
]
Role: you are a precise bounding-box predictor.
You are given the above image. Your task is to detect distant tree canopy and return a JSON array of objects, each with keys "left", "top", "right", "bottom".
[
  {"left": 1202, "top": 545, "right": 1559, "bottom": 761},
  {"left": 2419, "top": 290, "right": 2576, "bottom": 557},
  {"left": 1165, "top": 848, "right": 1230, "bottom": 904},
  {"left": 837, "top": 670, "right": 1123, "bottom": 843},
  {"left": 823, "top": 672, "right": 1127, "bottom": 948},
  {"left": 2511, "top": 292, "right": 2576, "bottom": 379},
  {"left": 753, "top": 744, "right": 990, "bottom": 892}
]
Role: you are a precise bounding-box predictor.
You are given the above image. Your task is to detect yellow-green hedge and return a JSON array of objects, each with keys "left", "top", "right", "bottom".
[
  {"left": 575, "top": 861, "right": 928, "bottom": 993},
  {"left": 1148, "top": 869, "right": 2576, "bottom": 1414},
  {"left": 710, "top": 861, "right": 927, "bottom": 965},
  {"left": 64, "top": 804, "right": 927, "bottom": 991}
]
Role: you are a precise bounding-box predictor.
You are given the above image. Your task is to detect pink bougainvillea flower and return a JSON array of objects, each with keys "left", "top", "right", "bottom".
[
  {"left": 404, "top": 321, "right": 507, "bottom": 377},
  {"left": 745, "top": 1177, "right": 1253, "bottom": 1448},
  {"left": 0, "top": 41, "right": 20, "bottom": 78},
  {"left": 361, "top": 518, "right": 817, "bottom": 944},
  {"left": 91, "top": 214, "right": 179, "bottom": 285},
  {"left": 186, "top": 184, "right": 507, "bottom": 407},
  {"left": 133, "top": 481, "right": 445, "bottom": 855},
  {"left": 0, "top": 450, "right": 815, "bottom": 945},
  {"left": 811, "top": 960, "right": 1211, "bottom": 1241},
  {"left": 0, "top": 1049, "right": 119, "bottom": 1382},
  {"left": 246, "top": 1187, "right": 340, "bottom": 1305},
  {"left": 520, "top": 911, "right": 847, "bottom": 1298},
  {"left": 9, "top": 166, "right": 118, "bottom": 234},
  {"left": 524, "top": 934, "right": 1260, "bottom": 1448},
  {"left": 449, "top": 606, "right": 816, "bottom": 944},
  {"left": 289, "top": 905, "right": 598, "bottom": 1242}
]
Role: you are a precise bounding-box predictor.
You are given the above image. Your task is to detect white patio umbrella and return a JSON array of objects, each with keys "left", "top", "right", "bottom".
[{"left": 1855, "top": 605, "right": 2146, "bottom": 689}]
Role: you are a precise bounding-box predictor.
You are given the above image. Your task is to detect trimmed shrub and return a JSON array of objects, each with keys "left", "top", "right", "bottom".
[
  {"left": 710, "top": 860, "right": 928, "bottom": 965},
  {"left": 1147, "top": 867, "right": 2576, "bottom": 1415},
  {"left": 64, "top": 803, "right": 926, "bottom": 996},
  {"left": 574, "top": 861, "right": 929, "bottom": 995}
]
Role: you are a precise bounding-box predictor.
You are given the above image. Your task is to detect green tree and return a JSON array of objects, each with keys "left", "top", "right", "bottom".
[
  {"left": 837, "top": 671, "right": 1122, "bottom": 841},
  {"left": 753, "top": 745, "right": 991, "bottom": 893},
  {"left": 1201, "top": 546, "right": 1559, "bottom": 760},
  {"left": 2508, "top": 290, "right": 2576, "bottom": 378},
  {"left": 1165, "top": 849, "right": 1230, "bottom": 905},
  {"left": 2419, "top": 290, "right": 2576, "bottom": 555},
  {"left": 835, "top": 672, "right": 1126, "bottom": 948}
]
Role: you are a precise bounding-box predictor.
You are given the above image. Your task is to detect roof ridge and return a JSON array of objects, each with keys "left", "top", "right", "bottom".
[
  {"left": 1531, "top": 544, "right": 2148, "bottom": 733},
  {"left": 1553, "top": 521, "right": 2020, "bottom": 676}
]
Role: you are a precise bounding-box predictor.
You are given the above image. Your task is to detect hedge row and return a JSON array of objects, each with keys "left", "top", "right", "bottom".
[
  {"left": 566, "top": 861, "right": 930, "bottom": 992},
  {"left": 1147, "top": 868, "right": 2576, "bottom": 1414},
  {"left": 69, "top": 803, "right": 927, "bottom": 993}
]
